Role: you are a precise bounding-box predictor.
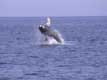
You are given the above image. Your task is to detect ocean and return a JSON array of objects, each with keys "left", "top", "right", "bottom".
[{"left": 0, "top": 17, "right": 107, "bottom": 80}]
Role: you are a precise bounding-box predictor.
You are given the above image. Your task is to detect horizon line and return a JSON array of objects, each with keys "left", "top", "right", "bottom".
[{"left": 0, "top": 16, "right": 107, "bottom": 18}]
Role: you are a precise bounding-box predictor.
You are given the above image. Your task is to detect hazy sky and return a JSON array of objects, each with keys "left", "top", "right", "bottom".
[{"left": 0, "top": 0, "right": 107, "bottom": 16}]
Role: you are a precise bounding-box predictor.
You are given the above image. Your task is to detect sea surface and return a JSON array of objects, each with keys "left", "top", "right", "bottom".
[{"left": 0, "top": 17, "right": 107, "bottom": 80}]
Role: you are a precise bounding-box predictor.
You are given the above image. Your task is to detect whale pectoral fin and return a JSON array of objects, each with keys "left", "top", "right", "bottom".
[
  {"left": 49, "top": 31, "right": 62, "bottom": 43},
  {"left": 46, "top": 17, "right": 51, "bottom": 26},
  {"left": 53, "top": 35, "right": 62, "bottom": 43}
]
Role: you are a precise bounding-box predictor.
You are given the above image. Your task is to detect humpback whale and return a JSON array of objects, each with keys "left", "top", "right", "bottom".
[{"left": 38, "top": 17, "right": 64, "bottom": 44}]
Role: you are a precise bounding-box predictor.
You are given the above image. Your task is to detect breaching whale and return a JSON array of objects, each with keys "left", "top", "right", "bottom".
[{"left": 38, "top": 17, "right": 64, "bottom": 44}]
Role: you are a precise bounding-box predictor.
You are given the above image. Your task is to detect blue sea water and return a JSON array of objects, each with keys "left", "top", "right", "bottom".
[{"left": 0, "top": 17, "right": 107, "bottom": 80}]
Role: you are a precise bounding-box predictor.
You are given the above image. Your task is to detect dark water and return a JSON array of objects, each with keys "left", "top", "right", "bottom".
[{"left": 0, "top": 17, "right": 107, "bottom": 80}]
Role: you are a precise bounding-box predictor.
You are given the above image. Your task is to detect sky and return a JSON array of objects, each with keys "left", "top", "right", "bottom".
[{"left": 0, "top": 0, "right": 107, "bottom": 17}]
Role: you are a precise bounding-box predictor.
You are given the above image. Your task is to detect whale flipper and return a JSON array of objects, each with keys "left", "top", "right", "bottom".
[{"left": 46, "top": 17, "right": 51, "bottom": 26}]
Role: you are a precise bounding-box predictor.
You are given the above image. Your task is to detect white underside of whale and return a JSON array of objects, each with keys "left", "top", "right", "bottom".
[{"left": 43, "top": 36, "right": 59, "bottom": 45}]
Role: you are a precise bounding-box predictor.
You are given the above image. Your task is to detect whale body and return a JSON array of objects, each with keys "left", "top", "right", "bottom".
[{"left": 38, "top": 17, "right": 64, "bottom": 44}]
